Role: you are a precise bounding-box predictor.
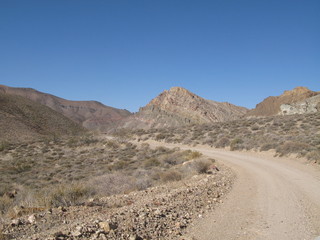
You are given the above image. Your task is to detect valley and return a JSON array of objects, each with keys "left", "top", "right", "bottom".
[{"left": 0, "top": 84, "right": 320, "bottom": 239}]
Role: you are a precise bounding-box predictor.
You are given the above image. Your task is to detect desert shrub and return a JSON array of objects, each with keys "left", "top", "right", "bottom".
[
  {"left": 90, "top": 173, "right": 136, "bottom": 196},
  {"left": 0, "top": 141, "right": 9, "bottom": 152},
  {"left": 215, "top": 137, "right": 230, "bottom": 148},
  {"left": 187, "top": 151, "right": 202, "bottom": 160},
  {"left": 43, "top": 183, "right": 93, "bottom": 207},
  {"left": 0, "top": 195, "right": 13, "bottom": 216},
  {"left": 260, "top": 143, "right": 278, "bottom": 151},
  {"left": 251, "top": 125, "right": 259, "bottom": 131},
  {"left": 105, "top": 140, "right": 119, "bottom": 149},
  {"left": 135, "top": 178, "right": 152, "bottom": 190},
  {"left": 160, "top": 170, "right": 182, "bottom": 182},
  {"left": 144, "top": 158, "right": 161, "bottom": 168},
  {"left": 230, "top": 138, "right": 243, "bottom": 151},
  {"left": 155, "top": 133, "right": 167, "bottom": 140},
  {"left": 194, "top": 159, "right": 213, "bottom": 174},
  {"left": 112, "top": 161, "right": 127, "bottom": 170},
  {"left": 276, "top": 141, "right": 312, "bottom": 156},
  {"left": 306, "top": 150, "right": 320, "bottom": 163}
]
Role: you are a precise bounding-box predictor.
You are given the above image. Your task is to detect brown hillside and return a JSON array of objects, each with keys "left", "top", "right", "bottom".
[
  {"left": 120, "top": 87, "right": 248, "bottom": 129},
  {"left": 0, "top": 93, "right": 85, "bottom": 143},
  {"left": 246, "top": 87, "right": 318, "bottom": 117},
  {"left": 0, "top": 85, "right": 132, "bottom": 131}
]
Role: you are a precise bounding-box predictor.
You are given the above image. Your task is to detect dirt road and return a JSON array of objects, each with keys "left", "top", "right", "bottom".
[{"left": 146, "top": 141, "right": 320, "bottom": 240}]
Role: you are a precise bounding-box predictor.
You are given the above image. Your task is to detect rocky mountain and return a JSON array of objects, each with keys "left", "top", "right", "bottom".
[
  {"left": 0, "top": 93, "right": 85, "bottom": 143},
  {"left": 280, "top": 94, "right": 320, "bottom": 115},
  {"left": 0, "top": 85, "right": 132, "bottom": 131},
  {"left": 120, "top": 87, "right": 248, "bottom": 129},
  {"left": 246, "top": 87, "right": 319, "bottom": 117}
]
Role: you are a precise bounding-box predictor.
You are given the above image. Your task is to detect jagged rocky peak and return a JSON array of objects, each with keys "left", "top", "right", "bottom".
[
  {"left": 145, "top": 86, "right": 204, "bottom": 109},
  {"left": 121, "top": 87, "right": 248, "bottom": 129}
]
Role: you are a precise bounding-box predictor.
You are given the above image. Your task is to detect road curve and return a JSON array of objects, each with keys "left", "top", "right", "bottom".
[{"left": 146, "top": 141, "right": 320, "bottom": 240}]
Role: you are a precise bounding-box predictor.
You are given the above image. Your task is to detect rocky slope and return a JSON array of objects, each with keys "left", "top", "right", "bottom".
[
  {"left": 120, "top": 87, "right": 248, "bottom": 129},
  {"left": 280, "top": 94, "right": 320, "bottom": 115},
  {"left": 0, "top": 85, "right": 131, "bottom": 131},
  {"left": 2, "top": 167, "right": 234, "bottom": 240},
  {"left": 0, "top": 93, "right": 85, "bottom": 143},
  {"left": 246, "top": 86, "right": 319, "bottom": 117}
]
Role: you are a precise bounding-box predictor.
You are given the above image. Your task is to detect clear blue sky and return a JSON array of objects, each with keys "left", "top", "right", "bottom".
[{"left": 1, "top": 0, "right": 319, "bottom": 112}]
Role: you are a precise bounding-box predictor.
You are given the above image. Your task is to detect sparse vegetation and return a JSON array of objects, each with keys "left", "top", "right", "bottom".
[
  {"left": 0, "top": 134, "right": 217, "bottom": 222},
  {"left": 125, "top": 112, "right": 320, "bottom": 164}
]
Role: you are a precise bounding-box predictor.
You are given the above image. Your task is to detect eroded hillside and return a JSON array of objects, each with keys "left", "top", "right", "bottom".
[{"left": 0, "top": 93, "right": 85, "bottom": 143}]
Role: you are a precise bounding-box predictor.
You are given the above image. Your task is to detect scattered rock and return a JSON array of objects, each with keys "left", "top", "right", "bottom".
[
  {"left": 11, "top": 218, "right": 22, "bottom": 227},
  {"left": 2, "top": 163, "right": 234, "bottom": 239},
  {"left": 28, "top": 214, "right": 36, "bottom": 224}
]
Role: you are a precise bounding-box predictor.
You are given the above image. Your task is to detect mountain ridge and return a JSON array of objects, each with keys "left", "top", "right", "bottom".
[{"left": 0, "top": 85, "right": 132, "bottom": 131}]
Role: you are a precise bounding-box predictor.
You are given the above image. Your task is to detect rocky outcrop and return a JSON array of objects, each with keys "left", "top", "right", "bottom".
[
  {"left": 120, "top": 87, "right": 248, "bottom": 129},
  {"left": 280, "top": 94, "right": 320, "bottom": 115},
  {"left": 0, "top": 85, "right": 132, "bottom": 131},
  {"left": 246, "top": 87, "right": 319, "bottom": 117}
]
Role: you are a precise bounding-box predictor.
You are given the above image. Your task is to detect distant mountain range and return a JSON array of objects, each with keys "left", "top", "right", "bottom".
[
  {"left": 0, "top": 84, "right": 319, "bottom": 139},
  {"left": 0, "top": 85, "right": 132, "bottom": 131}
]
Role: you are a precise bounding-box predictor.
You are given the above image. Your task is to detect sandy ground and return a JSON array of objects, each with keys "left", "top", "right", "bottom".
[{"left": 144, "top": 140, "right": 320, "bottom": 240}]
